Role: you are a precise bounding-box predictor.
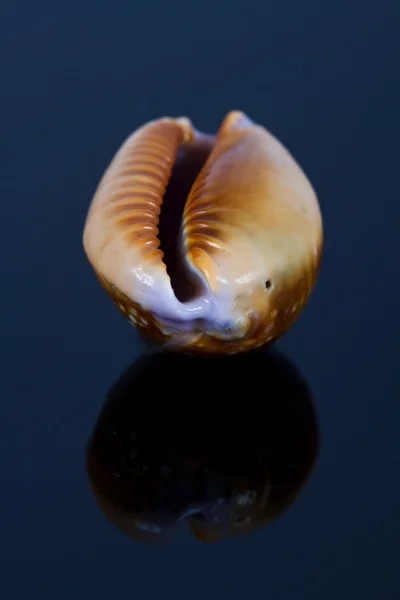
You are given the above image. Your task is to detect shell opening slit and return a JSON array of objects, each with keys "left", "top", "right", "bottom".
[{"left": 157, "top": 128, "right": 214, "bottom": 303}]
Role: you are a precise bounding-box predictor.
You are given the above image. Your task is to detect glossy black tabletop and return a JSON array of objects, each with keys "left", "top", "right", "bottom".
[{"left": 1, "top": 1, "right": 399, "bottom": 598}]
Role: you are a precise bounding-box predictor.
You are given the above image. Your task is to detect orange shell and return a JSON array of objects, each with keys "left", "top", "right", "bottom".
[{"left": 83, "top": 111, "right": 323, "bottom": 355}]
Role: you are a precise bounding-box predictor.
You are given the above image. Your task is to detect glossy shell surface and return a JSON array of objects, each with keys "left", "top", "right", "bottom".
[{"left": 83, "top": 111, "right": 323, "bottom": 355}]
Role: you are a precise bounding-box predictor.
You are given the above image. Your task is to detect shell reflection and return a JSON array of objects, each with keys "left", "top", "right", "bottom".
[{"left": 86, "top": 348, "right": 319, "bottom": 543}]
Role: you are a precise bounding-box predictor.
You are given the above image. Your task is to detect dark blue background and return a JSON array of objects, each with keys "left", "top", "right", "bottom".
[{"left": 1, "top": 0, "right": 399, "bottom": 598}]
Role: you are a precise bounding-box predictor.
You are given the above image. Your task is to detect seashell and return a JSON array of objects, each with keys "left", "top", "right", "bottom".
[
  {"left": 83, "top": 110, "right": 323, "bottom": 355},
  {"left": 86, "top": 348, "right": 319, "bottom": 543}
]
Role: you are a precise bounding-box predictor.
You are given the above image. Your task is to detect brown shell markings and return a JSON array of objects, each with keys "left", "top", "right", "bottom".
[{"left": 83, "top": 111, "right": 323, "bottom": 355}]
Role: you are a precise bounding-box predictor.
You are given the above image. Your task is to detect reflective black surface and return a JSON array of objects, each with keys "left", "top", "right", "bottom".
[{"left": 1, "top": 1, "right": 400, "bottom": 598}]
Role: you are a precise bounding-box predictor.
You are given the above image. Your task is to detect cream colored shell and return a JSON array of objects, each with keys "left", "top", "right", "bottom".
[{"left": 83, "top": 111, "right": 323, "bottom": 355}]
